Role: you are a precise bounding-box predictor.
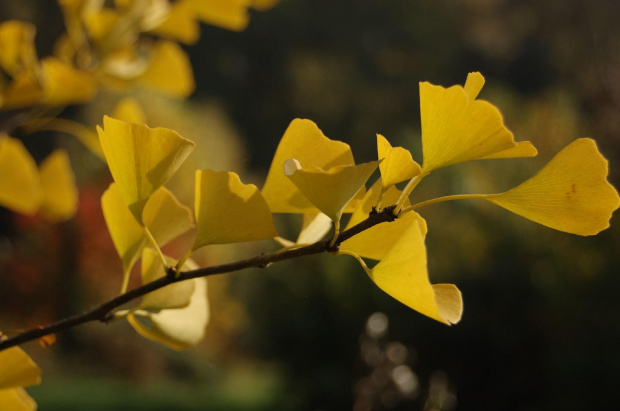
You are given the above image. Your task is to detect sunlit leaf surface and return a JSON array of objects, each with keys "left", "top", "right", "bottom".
[
  {"left": 193, "top": 169, "right": 277, "bottom": 249},
  {"left": 284, "top": 159, "right": 379, "bottom": 224},
  {"left": 486, "top": 138, "right": 620, "bottom": 235},
  {"left": 0, "top": 136, "right": 42, "bottom": 214},
  {"left": 98, "top": 116, "right": 195, "bottom": 223},
  {"left": 262, "top": 119, "right": 355, "bottom": 213},
  {"left": 376, "top": 134, "right": 420, "bottom": 188},
  {"left": 39, "top": 149, "right": 78, "bottom": 222},
  {"left": 102, "top": 183, "right": 194, "bottom": 272}
]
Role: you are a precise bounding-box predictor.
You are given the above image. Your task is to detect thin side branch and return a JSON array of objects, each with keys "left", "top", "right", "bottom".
[{"left": 0, "top": 207, "right": 396, "bottom": 352}]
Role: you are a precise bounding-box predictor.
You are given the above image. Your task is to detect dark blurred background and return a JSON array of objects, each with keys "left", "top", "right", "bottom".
[{"left": 1, "top": 0, "right": 620, "bottom": 410}]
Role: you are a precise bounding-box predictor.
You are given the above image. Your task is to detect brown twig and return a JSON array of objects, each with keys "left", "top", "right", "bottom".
[{"left": 0, "top": 207, "right": 396, "bottom": 352}]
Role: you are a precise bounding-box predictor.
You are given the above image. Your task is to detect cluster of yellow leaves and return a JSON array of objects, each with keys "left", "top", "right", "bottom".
[
  {"left": 0, "top": 342, "right": 41, "bottom": 411},
  {"left": 1, "top": 0, "right": 281, "bottom": 112},
  {"left": 0, "top": 134, "right": 78, "bottom": 221},
  {"left": 0, "top": 20, "right": 97, "bottom": 110},
  {"left": 93, "top": 72, "right": 619, "bottom": 343},
  {"left": 259, "top": 72, "right": 619, "bottom": 325},
  {"left": 98, "top": 115, "right": 277, "bottom": 348}
]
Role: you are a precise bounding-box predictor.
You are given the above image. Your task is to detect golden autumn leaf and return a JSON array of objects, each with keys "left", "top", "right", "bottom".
[
  {"left": 485, "top": 138, "right": 620, "bottom": 235},
  {"left": 135, "top": 40, "right": 195, "bottom": 98},
  {"left": 343, "top": 220, "right": 462, "bottom": 325},
  {"left": 284, "top": 158, "right": 380, "bottom": 225},
  {"left": 0, "top": 344, "right": 41, "bottom": 411},
  {"left": 193, "top": 169, "right": 277, "bottom": 250},
  {"left": 128, "top": 256, "right": 209, "bottom": 350},
  {"left": 419, "top": 72, "right": 535, "bottom": 173},
  {"left": 102, "top": 183, "right": 194, "bottom": 273},
  {"left": 262, "top": 118, "right": 357, "bottom": 213},
  {"left": 345, "top": 178, "right": 410, "bottom": 229},
  {"left": 97, "top": 116, "right": 195, "bottom": 224},
  {"left": 40, "top": 58, "right": 98, "bottom": 106},
  {"left": 39, "top": 149, "right": 79, "bottom": 222},
  {"left": 376, "top": 134, "right": 420, "bottom": 188},
  {"left": 111, "top": 97, "right": 146, "bottom": 124},
  {"left": 138, "top": 248, "right": 195, "bottom": 311},
  {"left": 341, "top": 210, "right": 425, "bottom": 261},
  {"left": 0, "top": 20, "right": 38, "bottom": 76},
  {"left": 0, "top": 136, "right": 42, "bottom": 214},
  {"left": 152, "top": 0, "right": 201, "bottom": 44},
  {"left": 186, "top": 0, "right": 250, "bottom": 32}
]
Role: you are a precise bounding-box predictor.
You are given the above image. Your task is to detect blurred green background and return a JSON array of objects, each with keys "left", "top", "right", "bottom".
[{"left": 1, "top": 0, "right": 620, "bottom": 409}]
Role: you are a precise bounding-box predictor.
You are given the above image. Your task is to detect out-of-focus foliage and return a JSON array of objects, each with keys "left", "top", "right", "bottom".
[{"left": 2, "top": 0, "right": 620, "bottom": 410}]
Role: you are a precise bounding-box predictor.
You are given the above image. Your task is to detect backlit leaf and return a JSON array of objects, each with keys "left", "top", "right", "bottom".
[
  {"left": 128, "top": 276, "right": 209, "bottom": 350},
  {"left": 366, "top": 220, "right": 462, "bottom": 325},
  {"left": 345, "top": 178, "right": 411, "bottom": 229},
  {"left": 193, "top": 170, "right": 277, "bottom": 250},
  {"left": 0, "top": 387, "right": 37, "bottom": 411},
  {"left": 40, "top": 58, "right": 98, "bottom": 106},
  {"left": 486, "top": 138, "right": 620, "bottom": 235},
  {"left": 419, "top": 74, "right": 533, "bottom": 173},
  {"left": 39, "top": 149, "right": 79, "bottom": 222},
  {"left": 111, "top": 97, "right": 146, "bottom": 124},
  {"left": 0, "top": 20, "right": 38, "bottom": 75},
  {"left": 102, "top": 183, "right": 194, "bottom": 272},
  {"left": 0, "top": 346, "right": 41, "bottom": 389},
  {"left": 284, "top": 158, "right": 380, "bottom": 224},
  {"left": 138, "top": 248, "right": 195, "bottom": 311},
  {"left": 0, "top": 136, "right": 42, "bottom": 214},
  {"left": 97, "top": 116, "right": 195, "bottom": 223},
  {"left": 187, "top": 0, "right": 249, "bottom": 31},
  {"left": 152, "top": 0, "right": 200, "bottom": 44},
  {"left": 377, "top": 134, "right": 420, "bottom": 188},
  {"left": 341, "top": 210, "right": 425, "bottom": 261},
  {"left": 135, "top": 40, "right": 195, "bottom": 98},
  {"left": 262, "top": 119, "right": 356, "bottom": 213}
]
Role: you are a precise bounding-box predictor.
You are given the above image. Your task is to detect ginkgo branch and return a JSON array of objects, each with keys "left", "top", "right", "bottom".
[{"left": 0, "top": 206, "right": 397, "bottom": 352}]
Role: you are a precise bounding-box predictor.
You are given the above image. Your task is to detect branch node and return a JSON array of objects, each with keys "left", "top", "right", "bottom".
[
  {"left": 166, "top": 266, "right": 178, "bottom": 280},
  {"left": 382, "top": 205, "right": 397, "bottom": 222}
]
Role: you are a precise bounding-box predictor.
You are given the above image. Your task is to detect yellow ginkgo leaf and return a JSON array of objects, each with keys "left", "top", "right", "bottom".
[
  {"left": 274, "top": 212, "right": 333, "bottom": 248},
  {"left": 284, "top": 159, "right": 380, "bottom": 224},
  {"left": 485, "top": 138, "right": 620, "bottom": 235},
  {"left": 193, "top": 170, "right": 278, "bottom": 250},
  {"left": 420, "top": 74, "right": 530, "bottom": 173},
  {"left": 0, "top": 346, "right": 41, "bottom": 389},
  {"left": 40, "top": 58, "right": 98, "bottom": 106},
  {"left": 98, "top": 116, "right": 195, "bottom": 224},
  {"left": 0, "top": 387, "right": 37, "bottom": 411},
  {"left": 377, "top": 134, "right": 420, "bottom": 189},
  {"left": 128, "top": 276, "right": 209, "bottom": 350},
  {"left": 151, "top": 0, "right": 200, "bottom": 45},
  {"left": 82, "top": 7, "right": 119, "bottom": 42},
  {"left": 296, "top": 212, "right": 333, "bottom": 244},
  {"left": 262, "top": 119, "right": 356, "bottom": 213},
  {"left": 138, "top": 248, "right": 195, "bottom": 311},
  {"left": 135, "top": 40, "right": 195, "bottom": 98},
  {"left": 0, "top": 71, "right": 43, "bottom": 109},
  {"left": 102, "top": 183, "right": 194, "bottom": 273},
  {"left": 111, "top": 97, "right": 146, "bottom": 124},
  {"left": 365, "top": 220, "right": 462, "bottom": 325},
  {"left": 480, "top": 141, "right": 538, "bottom": 159},
  {"left": 341, "top": 210, "right": 425, "bottom": 261},
  {"left": 463, "top": 71, "right": 485, "bottom": 100},
  {"left": 0, "top": 136, "right": 42, "bottom": 215},
  {"left": 0, "top": 20, "right": 38, "bottom": 75},
  {"left": 251, "top": 0, "right": 281, "bottom": 11},
  {"left": 187, "top": 0, "right": 250, "bottom": 31},
  {"left": 39, "top": 149, "right": 79, "bottom": 222},
  {"left": 345, "top": 178, "right": 411, "bottom": 230}
]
